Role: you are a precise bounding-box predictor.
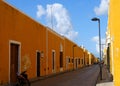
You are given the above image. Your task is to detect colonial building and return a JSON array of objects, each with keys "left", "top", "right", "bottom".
[
  {"left": 105, "top": 0, "right": 120, "bottom": 85},
  {"left": 0, "top": 0, "right": 97, "bottom": 85}
]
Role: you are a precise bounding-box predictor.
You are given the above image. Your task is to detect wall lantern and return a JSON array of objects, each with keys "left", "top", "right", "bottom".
[{"left": 41, "top": 51, "right": 44, "bottom": 58}]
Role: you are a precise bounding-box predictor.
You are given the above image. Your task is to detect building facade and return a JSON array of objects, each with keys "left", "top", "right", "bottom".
[
  {"left": 0, "top": 0, "right": 97, "bottom": 85},
  {"left": 105, "top": 0, "right": 120, "bottom": 85}
]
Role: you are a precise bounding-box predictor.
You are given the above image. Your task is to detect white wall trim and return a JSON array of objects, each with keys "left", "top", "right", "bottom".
[
  {"left": 111, "top": 42, "right": 114, "bottom": 76},
  {"left": 66, "top": 56, "right": 68, "bottom": 70},
  {"left": 60, "top": 43, "right": 63, "bottom": 52},
  {"left": 46, "top": 29, "right": 48, "bottom": 75}
]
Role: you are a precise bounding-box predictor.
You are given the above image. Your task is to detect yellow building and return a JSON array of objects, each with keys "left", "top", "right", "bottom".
[
  {"left": 0, "top": 0, "right": 98, "bottom": 85},
  {"left": 106, "top": 0, "right": 120, "bottom": 85},
  {"left": 88, "top": 52, "right": 96, "bottom": 65}
]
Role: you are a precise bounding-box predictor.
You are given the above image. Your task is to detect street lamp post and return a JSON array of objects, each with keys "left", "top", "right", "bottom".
[
  {"left": 91, "top": 17, "right": 102, "bottom": 80},
  {"left": 73, "top": 45, "right": 76, "bottom": 70}
]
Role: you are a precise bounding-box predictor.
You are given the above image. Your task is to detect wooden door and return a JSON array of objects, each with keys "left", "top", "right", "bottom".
[
  {"left": 10, "top": 43, "right": 19, "bottom": 83},
  {"left": 76, "top": 59, "right": 77, "bottom": 69},
  {"left": 52, "top": 51, "right": 56, "bottom": 73},
  {"left": 60, "top": 52, "right": 63, "bottom": 68},
  {"left": 37, "top": 51, "right": 40, "bottom": 77}
]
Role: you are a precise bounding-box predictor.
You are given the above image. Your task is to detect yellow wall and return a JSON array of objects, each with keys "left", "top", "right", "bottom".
[
  {"left": 84, "top": 50, "right": 89, "bottom": 66},
  {"left": 0, "top": 0, "right": 98, "bottom": 84},
  {"left": 64, "top": 39, "right": 85, "bottom": 70},
  {"left": 0, "top": 0, "right": 47, "bottom": 83},
  {"left": 47, "top": 29, "right": 65, "bottom": 74},
  {"left": 88, "top": 53, "right": 95, "bottom": 65},
  {"left": 108, "top": 0, "right": 120, "bottom": 85},
  {"left": 77, "top": 47, "right": 84, "bottom": 67},
  {"left": 64, "top": 38, "right": 74, "bottom": 70}
]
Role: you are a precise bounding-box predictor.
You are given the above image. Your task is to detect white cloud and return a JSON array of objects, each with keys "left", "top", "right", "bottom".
[
  {"left": 37, "top": 5, "right": 46, "bottom": 18},
  {"left": 36, "top": 3, "right": 78, "bottom": 41},
  {"left": 92, "top": 36, "right": 99, "bottom": 43},
  {"left": 94, "top": 0, "right": 109, "bottom": 15},
  {"left": 92, "top": 36, "right": 99, "bottom": 52},
  {"left": 46, "top": 3, "right": 72, "bottom": 34},
  {"left": 92, "top": 36, "right": 105, "bottom": 53},
  {"left": 65, "top": 31, "right": 78, "bottom": 40}
]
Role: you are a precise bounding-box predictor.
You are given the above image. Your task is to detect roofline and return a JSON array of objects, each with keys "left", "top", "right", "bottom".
[{"left": 2, "top": 0, "right": 46, "bottom": 29}]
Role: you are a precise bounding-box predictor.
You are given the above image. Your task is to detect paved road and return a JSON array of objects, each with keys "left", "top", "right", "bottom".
[{"left": 31, "top": 65, "right": 100, "bottom": 86}]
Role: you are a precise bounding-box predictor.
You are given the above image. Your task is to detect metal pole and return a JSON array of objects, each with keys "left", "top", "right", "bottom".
[
  {"left": 91, "top": 17, "right": 102, "bottom": 80},
  {"left": 98, "top": 20, "right": 102, "bottom": 80}
]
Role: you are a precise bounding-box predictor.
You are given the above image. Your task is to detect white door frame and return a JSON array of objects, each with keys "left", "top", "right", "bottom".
[
  {"left": 9, "top": 40, "right": 21, "bottom": 83},
  {"left": 66, "top": 56, "right": 68, "bottom": 70},
  {"left": 52, "top": 50, "right": 56, "bottom": 73}
]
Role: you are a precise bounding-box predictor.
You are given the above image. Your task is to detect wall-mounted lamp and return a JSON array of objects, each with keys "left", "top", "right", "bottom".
[{"left": 41, "top": 51, "right": 44, "bottom": 58}]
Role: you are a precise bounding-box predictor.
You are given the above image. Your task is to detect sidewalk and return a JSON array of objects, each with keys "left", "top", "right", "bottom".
[
  {"left": 96, "top": 65, "right": 114, "bottom": 86},
  {"left": 96, "top": 82, "right": 114, "bottom": 86}
]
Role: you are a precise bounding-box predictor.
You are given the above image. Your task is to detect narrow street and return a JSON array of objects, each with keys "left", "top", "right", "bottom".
[{"left": 31, "top": 64, "right": 100, "bottom": 86}]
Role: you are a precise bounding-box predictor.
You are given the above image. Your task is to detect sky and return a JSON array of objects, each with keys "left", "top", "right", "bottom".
[{"left": 5, "top": 0, "right": 109, "bottom": 57}]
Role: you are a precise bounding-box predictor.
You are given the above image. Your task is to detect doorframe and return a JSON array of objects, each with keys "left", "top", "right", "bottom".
[
  {"left": 9, "top": 40, "right": 21, "bottom": 83},
  {"left": 66, "top": 56, "right": 69, "bottom": 70},
  {"left": 60, "top": 43, "right": 63, "bottom": 71},
  {"left": 52, "top": 50, "right": 56, "bottom": 73},
  {"left": 76, "top": 58, "right": 78, "bottom": 69}
]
